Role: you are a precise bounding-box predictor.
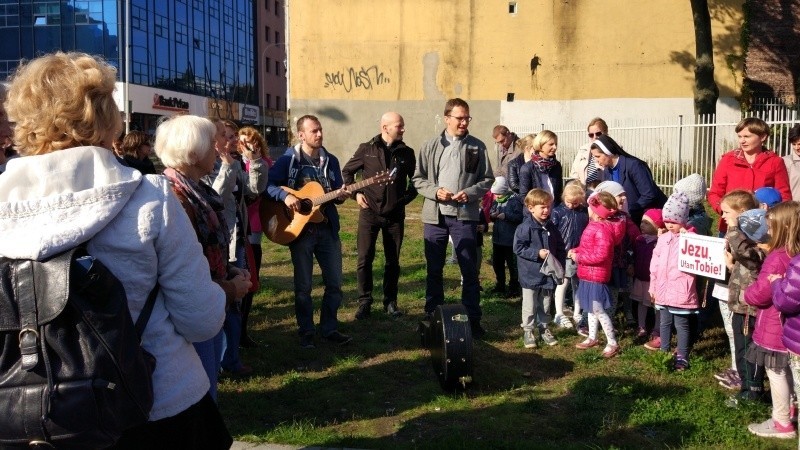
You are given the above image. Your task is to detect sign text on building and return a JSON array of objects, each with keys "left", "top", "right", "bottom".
[{"left": 152, "top": 94, "right": 190, "bottom": 111}]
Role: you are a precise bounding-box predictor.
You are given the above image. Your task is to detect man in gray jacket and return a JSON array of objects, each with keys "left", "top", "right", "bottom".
[{"left": 412, "top": 98, "right": 494, "bottom": 337}]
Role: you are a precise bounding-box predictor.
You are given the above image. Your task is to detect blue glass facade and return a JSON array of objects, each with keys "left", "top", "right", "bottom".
[
  {"left": 0, "top": 0, "right": 256, "bottom": 105},
  {"left": 130, "top": 0, "right": 255, "bottom": 104},
  {"left": 0, "top": 1, "right": 121, "bottom": 79}
]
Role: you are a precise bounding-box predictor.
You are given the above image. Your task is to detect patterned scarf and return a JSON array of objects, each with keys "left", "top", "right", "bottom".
[
  {"left": 163, "top": 167, "right": 230, "bottom": 281},
  {"left": 530, "top": 153, "right": 557, "bottom": 173}
]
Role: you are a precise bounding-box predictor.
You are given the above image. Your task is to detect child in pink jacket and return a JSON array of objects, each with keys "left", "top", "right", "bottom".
[
  {"left": 744, "top": 203, "right": 800, "bottom": 439},
  {"left": 649, "top": 192, "right": 699, "bottom": 371}
]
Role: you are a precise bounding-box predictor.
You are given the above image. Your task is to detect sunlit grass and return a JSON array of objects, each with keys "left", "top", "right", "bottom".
[{"left": 218, "top": 200, "right": 792, "bottom": 449}]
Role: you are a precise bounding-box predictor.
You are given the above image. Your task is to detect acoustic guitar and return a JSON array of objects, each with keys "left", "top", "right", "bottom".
[{"left": 260, "top": 168, "right": 396, "bottom": 245}]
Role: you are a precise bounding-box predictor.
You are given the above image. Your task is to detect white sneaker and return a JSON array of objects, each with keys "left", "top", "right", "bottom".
[
  {"left": 523, "top": 330, "right": 537, "bottom": 349},
  {"left": 541, "top": 329, "right": 558, "bottom": 346},
  {"left": 748, "top": 418, "right": 796, "bottom": 439},
  {"left": 555, "top": 314, "right": 573, "bottom": 329}
]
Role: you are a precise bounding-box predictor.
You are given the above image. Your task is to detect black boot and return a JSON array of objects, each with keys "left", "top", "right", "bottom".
[
  {"left": 240, "top": 292, "right": 258, "bottom": 348},
  {"left": 355, "top": 301, "right": 372, "bottom": 320}
]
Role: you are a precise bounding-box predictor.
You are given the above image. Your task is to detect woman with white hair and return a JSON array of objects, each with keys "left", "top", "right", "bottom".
[
  {"left": 155, "top": 114, "right": 252, "bottom": 403},
  {"left": 0, "top": 52, "right": 230, "bottom": 447}
]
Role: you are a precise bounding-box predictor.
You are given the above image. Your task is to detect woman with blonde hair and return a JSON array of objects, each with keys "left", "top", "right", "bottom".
[
  {"left": 507, "top": 133, "right": 535, "bottom": 193},
  {"left": 0, "top": 52, "right": 230, "bottom": 447},
  {"left": 519, "top": 130, "right": 564, "bottom": 203}
]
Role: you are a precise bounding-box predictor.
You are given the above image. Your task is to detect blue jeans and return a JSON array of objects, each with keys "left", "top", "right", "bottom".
[
  {"left": 289, "top": 223, "right": 343, "bottom": 336},
  {"left": 194, "top": 329, "right": 224, "bottom": 401},
  {"left": 220, "top": 309, "right": 243, "bottom": 372},
  {"left": 423, "top": 215, "right": 481, "bottom": 320},
  {"left": 221, "top": 239, "right": 246, "bottom": 372}
]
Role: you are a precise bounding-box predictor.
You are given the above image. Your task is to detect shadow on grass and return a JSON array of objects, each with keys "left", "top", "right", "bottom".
[
  {"left": 223, "top": 373, "right": 695, "bottom": 449},
  {"left": 220, "top": 328, "right": 575, "bottom": 438}
]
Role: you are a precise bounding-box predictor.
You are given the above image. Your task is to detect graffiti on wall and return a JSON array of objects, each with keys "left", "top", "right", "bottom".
[{"left": 324, "top": 66, "right": 390, "bottom": 92}]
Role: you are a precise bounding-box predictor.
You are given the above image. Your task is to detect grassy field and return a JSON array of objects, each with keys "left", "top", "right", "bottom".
[{"left": 217, "top": 198, "right": 794, "bottom": 449}]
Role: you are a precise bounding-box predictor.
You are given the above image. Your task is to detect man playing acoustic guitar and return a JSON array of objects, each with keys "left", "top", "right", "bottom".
[
  {"left": 266, "top": 115, "right": 352, "bottom": 349},
  {"left": 342, "top": 112, "right": 417, "bottom": 321}
]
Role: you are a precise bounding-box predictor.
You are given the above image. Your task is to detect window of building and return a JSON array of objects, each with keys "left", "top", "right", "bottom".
[
  {"left": 275, "top": 60, "right": 280, "bottom": 76},
  {"left": 265, "top": 57, "right": 271, "bottom": 73},
  {"left": 274, "top": 31, "right": 279, "bottom": 44},
  {"left": 275, "top": 1, "right": 279, "bottom": 15},
  {"left": 265, "top": 0, "right": 269, "bottom": 10},
  {"left": 508, "top": 2, "right": 517, "bottom": 14},
  {"left": 175, "top": 23, "right": 187, "bottom": 44},
  {"left": 276, "top": 96, "right": 281, "bottom": 111},
  {"left": 33, "top": 2, "right": 60, "bottom": 25},
  {"left": 265, "top": 94, "right": 271, "bottom": 109},
  {"left": 131, "top": 5, "right": 146, "bottom": 30},
  {"left": 154, "top": 14, "right": 169, "bottom": 38},
  {"left": 0, "top": 4, "right": 21, "bottom": 27},
  {"left": 265, "top": 26, "right": 270, "bottom": 42}
]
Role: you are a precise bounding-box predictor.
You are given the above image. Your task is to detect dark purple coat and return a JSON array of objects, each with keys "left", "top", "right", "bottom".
[{"left": 772, "top": 252, "right": 800, "bottom": 354}]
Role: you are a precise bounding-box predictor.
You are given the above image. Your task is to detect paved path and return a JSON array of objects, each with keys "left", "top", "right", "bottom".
[{"left": 232, "top": 442, "right": 363, "bottom": 450}]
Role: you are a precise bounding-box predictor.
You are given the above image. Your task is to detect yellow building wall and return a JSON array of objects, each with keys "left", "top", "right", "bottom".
[{"left": 290, "top": 0, "right": 743, "bottom": 102}]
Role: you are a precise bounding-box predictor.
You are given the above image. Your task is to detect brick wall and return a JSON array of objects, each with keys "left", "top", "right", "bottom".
[{"left": 746, "top": 1, "right": 800, "bottom": 102}]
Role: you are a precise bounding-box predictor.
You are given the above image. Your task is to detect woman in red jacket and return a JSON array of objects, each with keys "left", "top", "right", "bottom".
[{"left": 707, "top": 117, "right": 791, "bottom": 234}]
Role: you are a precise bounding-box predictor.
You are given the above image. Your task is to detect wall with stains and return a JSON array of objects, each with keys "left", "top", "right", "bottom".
[{"left": 287, "top": 0, "right": 744, "bottom": 163}]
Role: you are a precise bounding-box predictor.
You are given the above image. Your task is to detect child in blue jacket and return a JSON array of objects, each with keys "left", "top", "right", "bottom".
[{"left": 514, "top": 188, "right": 567, "bottom": 349}]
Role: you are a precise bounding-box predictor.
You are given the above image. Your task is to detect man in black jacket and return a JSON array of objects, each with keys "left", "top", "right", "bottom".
[{"left": 342, "top": 112, "right": 417, "bottom": 319}]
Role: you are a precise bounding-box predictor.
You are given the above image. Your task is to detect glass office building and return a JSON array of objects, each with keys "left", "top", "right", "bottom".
[{"left": 0, "top": 0, "right": 258, "bottom": 133}]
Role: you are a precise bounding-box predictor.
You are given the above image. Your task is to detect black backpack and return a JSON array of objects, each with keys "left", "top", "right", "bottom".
[{"left": 0, "top": 246, "right": 158, "bottom": 449}]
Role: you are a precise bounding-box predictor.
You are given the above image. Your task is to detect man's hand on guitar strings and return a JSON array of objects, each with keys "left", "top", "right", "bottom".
[{"left": 284, "top": 193, "right": 300, "bottom": 211}]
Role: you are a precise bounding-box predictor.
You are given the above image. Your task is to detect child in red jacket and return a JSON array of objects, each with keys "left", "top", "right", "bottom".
[{"left": 568, "top": 191, "right": 625, "bottom": 358}]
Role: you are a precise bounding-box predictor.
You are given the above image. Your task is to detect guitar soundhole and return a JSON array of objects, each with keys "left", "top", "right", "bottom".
[{"left": 298, "top": 199, "right": 313, "bottom": 215}]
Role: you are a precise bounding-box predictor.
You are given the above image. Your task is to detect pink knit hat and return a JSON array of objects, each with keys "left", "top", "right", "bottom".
[{"left": 642, "top": 209, "right": 665, "bottom": 229}]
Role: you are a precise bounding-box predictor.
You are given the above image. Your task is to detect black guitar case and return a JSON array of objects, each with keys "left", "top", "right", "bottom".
[{"left": 418, "top": 304, "right": 474, "bottom": 390}]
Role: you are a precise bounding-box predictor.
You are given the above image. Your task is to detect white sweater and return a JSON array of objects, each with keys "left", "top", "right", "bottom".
[{"left": 0, "top": 146, "right": 226, "bottom": 421}]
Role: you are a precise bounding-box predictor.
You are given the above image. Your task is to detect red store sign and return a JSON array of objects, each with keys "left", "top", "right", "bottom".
[{"left": 152, "top": 94, "right": 190, "bottom": 112}]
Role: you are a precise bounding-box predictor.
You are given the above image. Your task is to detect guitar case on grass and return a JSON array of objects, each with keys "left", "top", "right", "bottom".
[{"left": 418, "top": 304, "right": 474, "bottom": 390}]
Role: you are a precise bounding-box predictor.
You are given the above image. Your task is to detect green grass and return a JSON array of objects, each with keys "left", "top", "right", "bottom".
[{"left": 217, "top": 198, "right": 793, "bottom": 449}]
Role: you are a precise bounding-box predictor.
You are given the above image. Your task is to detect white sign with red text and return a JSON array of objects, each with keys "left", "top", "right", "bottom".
[{"left": 678, "top": 234, "right": 727, "bottom": 280}]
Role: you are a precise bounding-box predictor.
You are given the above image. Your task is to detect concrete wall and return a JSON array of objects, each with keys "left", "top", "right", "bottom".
[{"left": 287, "top": 0, "right": 745, "bottom": 163}]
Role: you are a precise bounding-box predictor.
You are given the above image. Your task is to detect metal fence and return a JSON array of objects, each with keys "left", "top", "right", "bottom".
[{"left": 510, "top": 109, "right": 800, "bottom": 191}]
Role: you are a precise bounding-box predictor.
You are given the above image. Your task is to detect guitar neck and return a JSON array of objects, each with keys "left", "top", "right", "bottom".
[{"left": 312, "top": 176, "right": 381, "bottom": 206}]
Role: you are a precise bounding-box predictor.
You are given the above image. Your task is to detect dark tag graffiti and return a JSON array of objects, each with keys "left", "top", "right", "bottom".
[{"left": 324, "top": 66, "right": 390, "bottom": 92}]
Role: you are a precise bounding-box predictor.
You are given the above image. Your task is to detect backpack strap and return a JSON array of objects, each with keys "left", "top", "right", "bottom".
[
  {"left": 134, "top": 283, "right": 160, "bottom": 340},
  {"left": 16, "top": 260, "right": 39, "bottom": 371}
]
